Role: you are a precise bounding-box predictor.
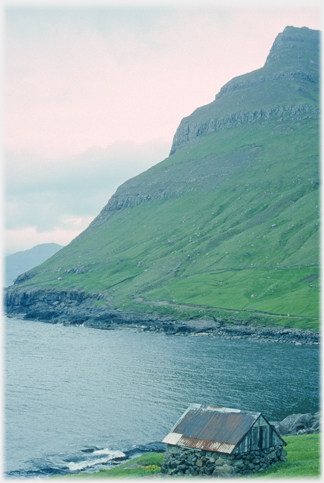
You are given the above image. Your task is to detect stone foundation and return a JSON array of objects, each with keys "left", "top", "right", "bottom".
[{"left": 161, "top": 445, "right": 287, "bottom": 477}]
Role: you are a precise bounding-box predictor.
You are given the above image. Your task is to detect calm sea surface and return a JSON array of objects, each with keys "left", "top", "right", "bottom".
[{"left": 4, "top": 316, "right": 320, "bottom": 478}]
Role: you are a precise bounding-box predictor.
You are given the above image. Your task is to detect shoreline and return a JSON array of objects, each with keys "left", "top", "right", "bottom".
[
  {"left": 5, "top": 311, "right": 319, "bottom": 346},
  {"left": 4, "top": 286, "right": 319, "bottom": 346}
]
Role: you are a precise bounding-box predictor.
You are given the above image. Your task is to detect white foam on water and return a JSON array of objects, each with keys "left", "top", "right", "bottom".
[
  {"left": 67, "top": 450, "right": 126, "bottom": 472},
  {"left": 92, "top": 449, "right": 125, "bottom": 457},
  {"left": 68, "top": 457, "right": 109, "bottom": 471}
]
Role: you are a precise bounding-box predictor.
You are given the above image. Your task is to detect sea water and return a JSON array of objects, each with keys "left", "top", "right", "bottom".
[{"left": 4, "top": 316, "right": 319, "bottom": 478}]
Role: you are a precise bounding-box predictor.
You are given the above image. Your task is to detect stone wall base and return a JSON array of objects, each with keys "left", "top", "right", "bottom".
[{"left": 161, "top": 444, "right": 287, "bottom": 476}]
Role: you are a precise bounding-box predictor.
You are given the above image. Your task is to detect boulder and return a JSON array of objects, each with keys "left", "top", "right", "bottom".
[{"left": 275, "top": 412, "right": 320, "bottom": 436}]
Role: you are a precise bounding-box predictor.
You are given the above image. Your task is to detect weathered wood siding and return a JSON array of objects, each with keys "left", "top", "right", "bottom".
[{"left": 235, "top": 416, "right": 283, "bottom": 453}]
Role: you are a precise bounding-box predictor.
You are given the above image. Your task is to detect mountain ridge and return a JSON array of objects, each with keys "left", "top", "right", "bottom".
[
  {"left": 5, "top": 26, "right": 320, "bottom": 336},
  {"left": 4, "top": 243, "right": 63, "bottom": 287},
  {"left": 169, "top": 26, "right": 319, "bottom": 155}
]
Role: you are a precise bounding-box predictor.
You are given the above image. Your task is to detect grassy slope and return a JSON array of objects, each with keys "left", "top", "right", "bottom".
[
  {"left": 180, "top": 57, "right": 318, "bottom": 125},
  {"left": 172, "top": 26, "right": 319, "bottom": 144},
  {"left": 12, "top": 28, "right": 319, "bottom": 331},
  {"left": 18, "top": 116, "right": 319, "bottom": 330},
  {"left": 54, "top": 433, "right": 320, "bottom": 478}
]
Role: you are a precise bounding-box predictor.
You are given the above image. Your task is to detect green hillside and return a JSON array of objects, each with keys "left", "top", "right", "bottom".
[{"left": 6, "top": 26, "right": 320, "bottom": 331}]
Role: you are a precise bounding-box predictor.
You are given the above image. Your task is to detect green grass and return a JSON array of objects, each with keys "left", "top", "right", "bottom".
[
  {"left": 56, "top": 452, "right": 163, "bottom": 479},
  {"left": 255, "top": 433, "right": 321, "bottom": 478},
  {"left": 54, "top": 433, "right": 320, "bottom": 478},
  {"left": 11, "top": 96, "right": 319, "bottom": 332},
  {"left": 124, "top": 298, "right": 318, "bottom": 331}
]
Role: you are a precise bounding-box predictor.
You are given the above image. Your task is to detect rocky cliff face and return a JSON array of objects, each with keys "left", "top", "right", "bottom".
[
  {"left": 4, "top": 26, "right": 320, "bottom": 332},
  {"left": 265, "top": 25, "right": 320, "bottom": 65},
  {"left": 80, "top": 26, "right": 319, "bottom": 231},
  {"left": 5, "top": 287, "right": 320, "bottom": 345},
  {"left": 169, "top": 103, "right": 318, "bottom": 156},
  {"left": 88, "top": 143, "right": 263, "bottom": 229},
  {"left": 169, "top": 26, "right": 319, "bottom": 156}
]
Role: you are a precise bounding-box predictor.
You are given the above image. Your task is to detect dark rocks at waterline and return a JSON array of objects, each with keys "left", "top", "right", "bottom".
[
  {"left": 125, "top": 442, "right": 166, "bottom": 460},
  {"left": 4, "top": 288, "right": 319, "bottom": 346},
  {"left": 274, "top": 412, "right": 321, "bottom": 436}
]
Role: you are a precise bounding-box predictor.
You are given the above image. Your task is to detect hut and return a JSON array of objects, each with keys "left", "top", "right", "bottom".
[{"left": 161, "top": 404, "right": 287, "bottom": 476}]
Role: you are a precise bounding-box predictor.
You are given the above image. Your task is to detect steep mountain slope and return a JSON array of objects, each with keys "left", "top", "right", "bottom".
[
  {"left": 4, "top": 243, "right": 63, "bottom": 287},
  {"left": 170, "top": 26, "right": 319, "bottom": 155},
  {"left": 5, "top": 26, "right": 320, "bottom": 332}
]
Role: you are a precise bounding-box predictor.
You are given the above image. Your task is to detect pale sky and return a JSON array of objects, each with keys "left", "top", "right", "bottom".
[{"left": 3, "top": 0, "right": 322, "bottom": 254}]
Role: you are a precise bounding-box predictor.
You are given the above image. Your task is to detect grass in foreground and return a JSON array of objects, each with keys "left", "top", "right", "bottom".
[
  {"left": 254, "top": 433, "right": 321, "bottom": 478},
  {"left": 58, "top": 433, "right": 320, "bottom": 478},
  {"left": 60, "top": 452, "right": 163, "bottom": 478}
]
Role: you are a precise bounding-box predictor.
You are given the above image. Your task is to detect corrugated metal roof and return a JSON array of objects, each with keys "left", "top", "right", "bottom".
[{"left": 162, "top": 404, "right": 275, "bottom": 454}]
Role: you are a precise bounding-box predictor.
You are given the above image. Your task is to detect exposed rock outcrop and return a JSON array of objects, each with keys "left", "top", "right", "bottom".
[
  {"left": 4, "top": 288, "right": 320, "bottom": 346},
  {"left": 170, "top": 103, "right": 319, "bottom": 155},
  {"left": 3, "top": 26, "right": 320, "bottom": 334},
  {"left": 265, "top": 26, "right": 320, "bottom": 65},
  {"left": 169, "top": 26, "right": 319, "bottom": 155},
  {"left": 275, "top": 412, "right": 320, "bottom": 436},
  {"left": 214, "top": 72, "right": 317, "bottom": 102}
]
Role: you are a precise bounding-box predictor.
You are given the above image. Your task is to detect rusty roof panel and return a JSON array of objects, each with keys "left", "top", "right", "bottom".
[
  {"left": 163, "top": 404, "right": 263, "bottom": 453},
  {"left": 173, "top": 405, "right": 259, "bottom": 445},
  {"left": 178, "top": 437, "right": 236, "bottom": 454}
]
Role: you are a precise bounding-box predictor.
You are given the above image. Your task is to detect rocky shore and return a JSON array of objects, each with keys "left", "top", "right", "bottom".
[{"left": 4, "top": 287, "right": 319, "bottom": 346}]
